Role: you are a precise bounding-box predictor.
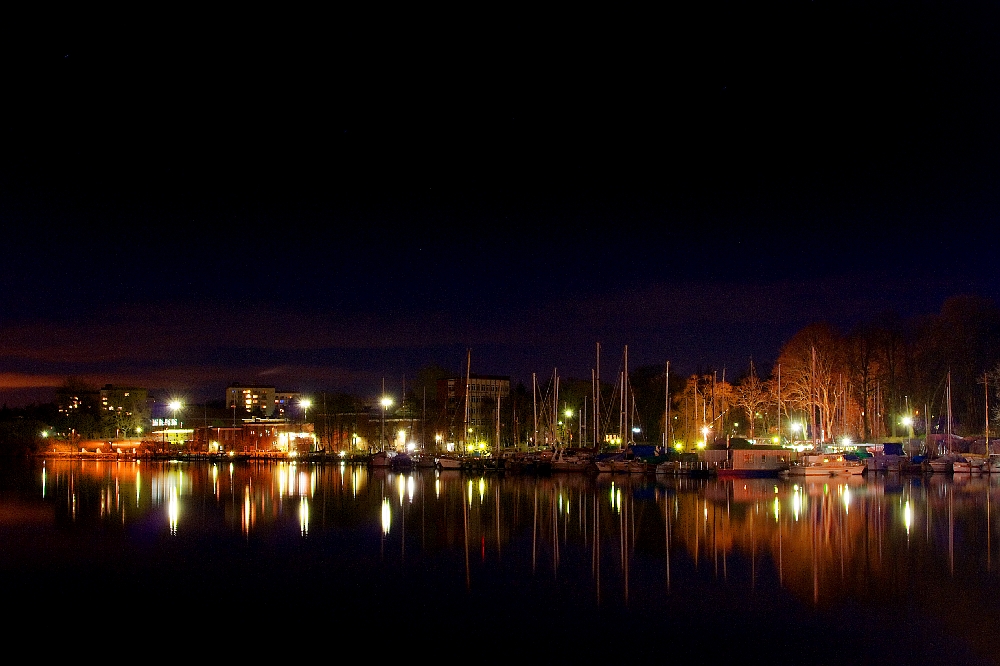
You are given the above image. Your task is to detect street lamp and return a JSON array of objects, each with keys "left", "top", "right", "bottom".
[
  {"left": 380, "top": 396, "right": 393, "bottom": 452},
  {"left": 301, "top": 398, "right": 312, "bottom": 422},
  {"left": 168, "top": 401, "right": 182, "bottom": 449}
]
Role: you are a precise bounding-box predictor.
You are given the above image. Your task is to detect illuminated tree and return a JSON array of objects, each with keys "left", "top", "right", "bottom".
[
  {"left": 773, "top": 323, "right": 849, "bottom": 445},
  {"left": 733, "top": 360, "right": 768, "bottom": 439}
]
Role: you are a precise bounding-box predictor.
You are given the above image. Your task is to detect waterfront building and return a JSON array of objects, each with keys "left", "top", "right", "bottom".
[
  {"left": 226, "top": 384, "right": 277, "bottom": 418},
  {"left": 437, "top": 374, "right": 510, "bottom": 451},
  {"left": 192, "top": 419, "right": 316, "bottom": 454}
]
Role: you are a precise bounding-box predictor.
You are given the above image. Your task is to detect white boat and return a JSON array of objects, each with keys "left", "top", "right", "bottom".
[
  {"left": 952, "top": 455, "right": 985, "bottom": 474},
  {"left": 926, "top": 456, "right": 955, "bottom": 473},
  {"left": 436, "top": 455, "right": 462, "bottom": 470},
  {"left": 783, "top": 454, "right": 865, "bottom": 477},
  {"left": 412, "top": 454, "right": 437, "bottom": 468},
  {"left": 550, "top": 448, "right": 594, "bottom": 472},
  {"left": 594, "top": 454, "right": 621, "bottom": 473}
]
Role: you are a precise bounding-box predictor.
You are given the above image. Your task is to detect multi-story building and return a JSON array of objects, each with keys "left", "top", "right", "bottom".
[
  {"left": 226, "top": 384, "right": 276, "bottom": 418},
  {"left": 99, "top": 385, "right": 150, "bottom": 436},
  {"left": 55, "top": 383, "right": 99, "bottom": 417},
  {"left": 437, "top": 374, "right": 510, "bottom": 449}
]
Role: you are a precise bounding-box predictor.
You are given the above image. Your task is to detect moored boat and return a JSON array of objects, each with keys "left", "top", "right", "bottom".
[
  {"left": 716, "top": 448, "right": 790, "bottom": 478},
  {"left": 783, "top": 454, "right": 865, "bottom": 477},
  {"left": 370, "top": 450, "right": 393, "bottom": 467},
  {"left": 926, "top": 454, "right": 957, "bottom": 473},
  {"left": 550, "top": 448, "right": 596, "bottom": 472},
  {"left": 952, "top": 455, "right": 985, "bottom": 474},
  {"left": 436, "top": 455, "right": 462, "bottom": 470}
]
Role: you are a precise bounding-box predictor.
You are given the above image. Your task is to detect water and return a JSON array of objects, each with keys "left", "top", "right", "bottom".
[{"left": 3, "top": 458, "right": 999, "bottom": 663}]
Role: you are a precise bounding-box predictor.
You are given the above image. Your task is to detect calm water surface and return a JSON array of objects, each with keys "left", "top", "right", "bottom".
[{"left": 3, "top": 458, "right": 999, "bottom": 664}]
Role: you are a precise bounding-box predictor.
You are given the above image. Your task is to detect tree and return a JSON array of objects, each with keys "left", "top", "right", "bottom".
[
  {"left": 773, "top": 323, "right": 848, "bottom": 445},
  {"left": 845, "top": 323, "right": 878, "bottom": 441},
  {"left": 733, "top": 360, "right": 768, "bottom": 439}
]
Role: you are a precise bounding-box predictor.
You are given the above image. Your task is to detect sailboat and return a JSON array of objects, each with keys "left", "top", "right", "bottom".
[{"left": 928, "top": 372, "right": 961, "bottom": 473}]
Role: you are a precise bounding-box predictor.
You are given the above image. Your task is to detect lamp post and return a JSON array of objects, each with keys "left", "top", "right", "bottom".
[
  {"left": 169, "top": 400, "right": 182, "bottom": 449},
  {"left": 301, "top": 399, "right": 312, "bottom": 423},
  {"left": 380, "top": 396, "right": 393, "bottom": 452}
]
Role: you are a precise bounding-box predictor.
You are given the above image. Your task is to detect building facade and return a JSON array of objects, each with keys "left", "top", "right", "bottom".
[
  {"left": 437, "top": 374, "right": 510, "bottom": 450},
  {"left": 226, "top": 385, "right": 277, "bottom": 418},
  {"left": 99, "top": 385, "right": 150, "bottom": 437}
]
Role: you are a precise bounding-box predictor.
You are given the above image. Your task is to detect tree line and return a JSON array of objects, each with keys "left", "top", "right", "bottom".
[{"left": 2, "top": 294, "right": 998, "bottom": 454}]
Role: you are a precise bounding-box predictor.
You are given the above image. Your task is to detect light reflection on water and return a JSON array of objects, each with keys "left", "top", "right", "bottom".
[{"left": 5, "top": 459, "right": 1000, "bottom": 663}]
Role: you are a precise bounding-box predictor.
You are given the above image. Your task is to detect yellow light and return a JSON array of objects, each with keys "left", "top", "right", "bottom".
[
  {"left": 674, "top": 443, "right": 684, "bottom": 451},
  {"left": 381, "top": 498, "right": 391, "bottom": 534},
  {"left": 696, "top": 441, "right": 706, "bottom": 449},
  {"left": 381, "top": 396, "right": 393, "bottom": 408},
  {"left": 168, "top": 485, "right": 179, "bottom": 535}
]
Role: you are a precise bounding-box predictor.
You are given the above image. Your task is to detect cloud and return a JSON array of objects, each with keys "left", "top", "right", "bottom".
[{"left": 0, "top": 373, "right": 65, "bottom": 389}]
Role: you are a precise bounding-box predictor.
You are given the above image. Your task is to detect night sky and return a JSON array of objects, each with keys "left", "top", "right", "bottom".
[{"left": 3, "top": 3, "right": 999, "bottom": 406}]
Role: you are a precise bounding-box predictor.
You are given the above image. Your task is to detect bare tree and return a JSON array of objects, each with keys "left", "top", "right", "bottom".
[
  {"left": 733, "top": 360, "right": 768, "bottom": 439},
  {"left": 773, "top": 323, "right": 849, "bottom": 445}
]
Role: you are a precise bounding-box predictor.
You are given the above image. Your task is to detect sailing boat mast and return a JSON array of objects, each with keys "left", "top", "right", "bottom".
[
  {"left": 532, "top": 372, "right": 538, "bottom": 450},
  {"left": 777, "top": 363, "right": 782, "bottom": 446},
  {"left": 811, "top": 346, "right": 818, "bottom": 449},
  {"left": 946, "top": 371, "right": 953, "bottom": 455},
  {"left": 553, "top": 368, "right": 559, "bottom": 447},
  {"left": 664, "top": 361, "right": 670, "bottom": 451},
  {"left": 623, "top": 345, "right": 630, "bottom": 447},
  {"left": 463, "top": 349, "right": 471, "bottom": 454},
  {"left": 594, "top": 342, "right": 601, "bottom": 449}
]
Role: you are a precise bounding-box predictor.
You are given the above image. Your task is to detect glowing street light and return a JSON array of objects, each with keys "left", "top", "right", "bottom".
[
  {"left": 380, "top": 396, "right": 393, "bottom": 452},
  {"left": 169, "top": 400, "right": 182, "bottom": 425},
  {"left": 301, "top": 398, "right": 312, "bottom": 422}
]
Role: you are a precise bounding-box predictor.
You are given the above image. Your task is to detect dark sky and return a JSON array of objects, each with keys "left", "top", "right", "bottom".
[{"left": 3, "top": 3, "right": 999, "bottom": 406}]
